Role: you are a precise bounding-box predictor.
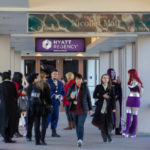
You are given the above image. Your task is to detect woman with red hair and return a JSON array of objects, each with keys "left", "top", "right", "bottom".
[{"left": 123, "top": 69, "right": 143, "bottom": 138}]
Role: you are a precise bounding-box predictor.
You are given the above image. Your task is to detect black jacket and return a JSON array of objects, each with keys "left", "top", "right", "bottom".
[
  {"left": 0, "top": 81, "right": 18, "bottom": 137},
  {"left": 31, "top": 82, "right": 52, "bottom": 116},
  {"left": 92, "top": 84, "right": 116, "bottom": 128},
  {"left": 66, "top": 83, "right": 92, "bottom": 112}
]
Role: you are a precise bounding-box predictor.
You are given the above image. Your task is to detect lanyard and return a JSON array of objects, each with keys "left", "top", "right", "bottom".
[{"left": 75, "top": 86, "right": 80, "bottom": 100}]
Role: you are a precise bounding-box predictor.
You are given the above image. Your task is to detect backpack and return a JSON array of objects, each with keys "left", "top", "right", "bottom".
[{"left": 30, "top": 86, "right": 42, "bottom": 105}]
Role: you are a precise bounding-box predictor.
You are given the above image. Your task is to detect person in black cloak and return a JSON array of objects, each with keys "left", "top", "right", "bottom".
[
  {"left": 0, "top": 71, "right": 18, "bottom": 143},
  {"left": 92, "top": 74, "right": 116, "bottom": 143},
  {"left": 107, "top": 68, "right": 122, "bottom": 135}
]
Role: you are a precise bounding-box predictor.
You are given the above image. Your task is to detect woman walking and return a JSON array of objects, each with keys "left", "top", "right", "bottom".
[
  {"left": 92, "top": 74, "right": 116, "bottom": 143},
  {"left": 67, "top": 73, "right": 92, "bottom": 147}
]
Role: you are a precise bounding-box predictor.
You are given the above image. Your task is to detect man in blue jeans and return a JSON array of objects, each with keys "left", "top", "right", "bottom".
[
  {"left": 66, "top": 73, "right": 93, "bottom": 147},
  {"left": 46, "top": 69, "right": 65, "bottom": 137}
]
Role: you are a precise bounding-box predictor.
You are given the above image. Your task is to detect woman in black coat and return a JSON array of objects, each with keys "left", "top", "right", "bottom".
[
  {"left": 31, "top": 72, "right": 52, "bottom": 145},
  {"left": 25, "top": 73, "right": 38, "bottom": 142},
  {"left": 92, "top": 74, "right": 116, "bottom": 143},
  {"left": 0, "top": 71, "right": 18, "bottom": 143}
]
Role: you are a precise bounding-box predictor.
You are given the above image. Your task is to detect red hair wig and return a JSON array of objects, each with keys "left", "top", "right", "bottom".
[{"left": 128, "top": 69, "right": 143, "bottom": 87}]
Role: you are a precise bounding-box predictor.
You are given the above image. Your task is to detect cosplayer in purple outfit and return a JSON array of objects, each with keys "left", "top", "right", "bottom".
[
  {"left": 107, "top": 68, "right": 122, "bottom": 135},
  {"left": 122, "top": 69, "right": 143, "bottom": 138}
]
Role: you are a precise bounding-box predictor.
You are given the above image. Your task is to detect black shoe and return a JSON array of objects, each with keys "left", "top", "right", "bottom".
[
  {"left": 102, "top": 138, "right": 107, "bottom": 143},
  {"left": 41, "top": 141, "right": 47, "bottom": 145},
  {"left": 108, "top": 136, "right": 112, "bottom": 143},
  {"left": 52, "top": 129, "right": 61, "bottom": 137},
  {"left": 115, "top": 128, "right": 122, "bottom": 135},
  {"left": 4, "top": 138, "right": 16, "bottom": 143},
  {"left": 52, "top": 133, "right": 61, "bottom": 137},
  {"left": 35, "top": 141, "right": 41, "bottom": 145}
]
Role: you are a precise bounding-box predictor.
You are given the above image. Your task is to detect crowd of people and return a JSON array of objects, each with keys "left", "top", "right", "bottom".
[{"left": 0, "top": 68, "right": 143, "bottom": 147}]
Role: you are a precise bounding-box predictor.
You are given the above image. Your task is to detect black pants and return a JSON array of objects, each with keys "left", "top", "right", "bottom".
[
  {"left": 26, "top": 109, "right": 34, "bottom": 139},
  {"left": 4, "top": 126, "right": 11, "bottom": 141},
  {"left": 101, "top": 114, "right": 112, "bottom": 141},
  {"left": 16, "top": 109, "right": 22, "bottom": 133},
  {"left": 34, "top": 115, "right": 47, "bottom": 142},
  {"left": 65, "top": 105, "right": 73, "bottom": 122}
]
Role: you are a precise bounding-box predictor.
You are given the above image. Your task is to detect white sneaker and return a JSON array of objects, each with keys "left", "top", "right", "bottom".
[
  {"left": 122, "top": 133, "right": 129, "bottom": 138},
  {"left": 77, "top": 139, "right": 83, "bottom": 147},
  {"left": 130, "top": 135, "right": 136, "bottom": 138}
]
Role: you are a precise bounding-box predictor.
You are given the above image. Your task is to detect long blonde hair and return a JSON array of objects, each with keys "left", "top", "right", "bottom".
[
  {"left": 36, "top": 72, "right": 48, "bottom": 91},
  {"left": 65, "top": 72, "right": 74, "bottom": 83}
]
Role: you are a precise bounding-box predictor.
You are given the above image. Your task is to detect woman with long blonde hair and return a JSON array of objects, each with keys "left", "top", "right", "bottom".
[
  {"left": 32, "top": 72, "right": 52, "bottom": 145},
  {"left": 63, "top": 72, "right": 75, "bottom": 130}
]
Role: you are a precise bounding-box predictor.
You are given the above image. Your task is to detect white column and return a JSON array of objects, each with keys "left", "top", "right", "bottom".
[
  {"left": 10, "top": 48, "right": 15, "bottom": 75},
  {"left": 125, "top": 43, "right": 133, "bottom": 97},
  {"left": 99, "top": 52, "right": 110, "bottom": 77},
  {"left": 87, "top": 60, "right": 96, "bottom": 105},
  {"left": 0, "top": 35, "right": 11, "bottom": 72},
  {"left": 112, "top": 48, "right": 119, "bottom": 76},
  {"left": 136, "top": 35, "right": 150, "bottom": 133}
]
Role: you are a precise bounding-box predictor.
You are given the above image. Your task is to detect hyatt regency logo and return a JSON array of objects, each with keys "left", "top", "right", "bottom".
[{"left": 42, "top": 40, "right": 52, "bottom": 50}]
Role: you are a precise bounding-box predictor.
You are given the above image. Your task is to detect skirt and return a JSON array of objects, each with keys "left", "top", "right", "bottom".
[{"left": 126, "top": 96, "right": 140, "bottom": 108}]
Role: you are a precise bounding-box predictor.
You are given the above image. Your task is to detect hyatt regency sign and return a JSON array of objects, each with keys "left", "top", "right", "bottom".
[
  {"left": 28, "top": 13, "right": 150, "bottom": 33},
  {"left": 35, "top": 38, "right": 85, "bottom": 52}
]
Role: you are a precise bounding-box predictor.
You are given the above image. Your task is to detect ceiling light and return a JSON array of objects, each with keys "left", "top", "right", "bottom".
[
  {"left": 36, "top": 53, "right": 43, "bottom": 56},
  {"left": 76, "top": 53, "right": 84, "bottom": 57}
]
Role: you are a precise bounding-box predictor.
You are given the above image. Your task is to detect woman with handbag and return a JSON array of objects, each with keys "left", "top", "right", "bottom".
[
  {"left": 12, "top": 72, "right": 28, "bottom": 138},
  {"left": 63, "top": 72, "right": 75, "bottom": 130},
  {"left": 92, "top": 74, "right": 116, "bottom": 143},
  {"left": 31, "top": 72, "right": 52, "bottom": 145}
]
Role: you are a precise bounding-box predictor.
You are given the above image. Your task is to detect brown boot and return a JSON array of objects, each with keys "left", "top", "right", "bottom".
[
  {"left": 64, "top": 122, "right": 72, "bottom": 130},
  {"left": 71, "top": 121, "right": 75, "bottom": 129}
]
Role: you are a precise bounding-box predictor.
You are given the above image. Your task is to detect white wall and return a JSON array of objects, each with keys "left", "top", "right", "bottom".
[
  {"left": 0, "top": 35, "right": 11, "bottom": 72},
  {"left": 29, "top": 0, "right": 150, "bottom": 12},
  {"left": 136, "top": 36, "right": 150, "bottom": 133},
  {"left": 14, "top": 51, "right": 21, "bottom": 72}
]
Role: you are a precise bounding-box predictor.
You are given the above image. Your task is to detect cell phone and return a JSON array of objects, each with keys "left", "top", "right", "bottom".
[{"left": 71, "top": 91, "right": 76, "bottom": 96}]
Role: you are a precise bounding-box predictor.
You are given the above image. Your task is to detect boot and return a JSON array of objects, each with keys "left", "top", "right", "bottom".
[
  {"left": 64, "top": 122, "right": 72, "bottom": 130},
  {"left": 130, "top": 115, "right": 138, "bottom": 138},
  {"left": 122, "top": 113, "right": 131, "bottom": 137},
  {"left": 71, "top": 121, "right": 75, "bottom": 129},
  {"left": 52, "top": 129, "right": 61, "bottom": 137},
  {"left": 115, "top": 128, "right": 122, "bottom": 135}
]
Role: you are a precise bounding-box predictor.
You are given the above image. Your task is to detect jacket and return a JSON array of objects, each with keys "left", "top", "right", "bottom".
[
  {"left": 92, "top": 84, "right": 116, "bottom": 128},
  {"left": 66, "top": 82, "right": 92, "bottom": 112}
]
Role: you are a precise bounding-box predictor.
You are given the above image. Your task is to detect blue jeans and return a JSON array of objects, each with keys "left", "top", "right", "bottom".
[
  {"left": 72, "top": 113, "right": 87, "bottom": 140},
  {"left": 46, "top": 105, "right": 59, "bottom": 129}
]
